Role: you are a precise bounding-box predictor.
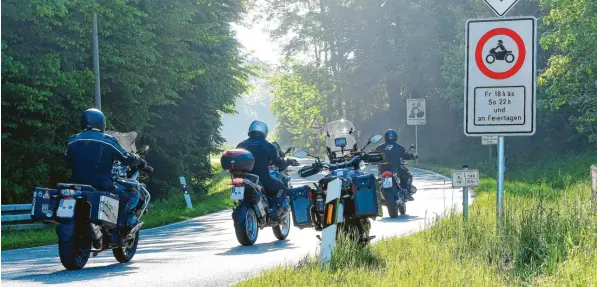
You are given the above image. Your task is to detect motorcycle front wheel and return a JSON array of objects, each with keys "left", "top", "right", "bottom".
[
  {"left": 398, "top": 202, "right": 406, "bottom": 215},
  {"left": 113, "top": 230, "right": 140, "bottom": 263},
  {"left": 272, "top": 212, "right": 291, "bottom": 240},
  {"left": 233, "top": 205, "right": 259, "bottom": 246}
]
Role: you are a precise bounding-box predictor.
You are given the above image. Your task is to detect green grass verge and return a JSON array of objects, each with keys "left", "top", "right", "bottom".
[
  {"left": 237, "top": 151, "right": 597, "bottom": 286},
  {"left": 1, "top": 165, "right": 233, "bottom": 250}
]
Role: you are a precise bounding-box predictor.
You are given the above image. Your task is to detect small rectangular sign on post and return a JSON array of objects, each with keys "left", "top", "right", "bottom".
[
  {"left": 452, "top": 169, "right": 480, "bottom": 188},
  {"left": 482, "top": 136, "right": 498, "bottom": 145},
  {"left": 406, "top": 99, "right": 426, "bottom": 126}
]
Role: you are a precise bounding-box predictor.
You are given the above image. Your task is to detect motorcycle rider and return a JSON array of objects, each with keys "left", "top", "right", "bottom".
[
  {"left": 495, "top": 39, "right": 506, "bottom": 53},
  {"left": 236, "top": 121, "right": 291, "bottom": 222},
  {"left": 64, "top": 108, "right": 148, "bottom": 231},
  {"left": 374, "top": 129, "right": 417, "bottom": 201}
]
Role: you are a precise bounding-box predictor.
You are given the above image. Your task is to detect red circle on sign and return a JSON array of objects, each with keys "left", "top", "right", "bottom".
[{"left": 475, "top": 28, "right": 525, "bottom": 80}]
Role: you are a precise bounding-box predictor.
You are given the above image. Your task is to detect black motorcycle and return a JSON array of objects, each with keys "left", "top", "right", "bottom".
[
  {"left": 377, "top": 144, "right": 417, "bottom": 218},
  {"left": 220, "top": 146, "right": 300, "bottom": 246},
  {"left": 291, "top": 135, "right": 385, "bottom": 246},
  {"left": 486, "top": 48, "right": 515, "bottom": 64},
  {"left": 30, "top": 132, "right": 153, "bottom": 270}
]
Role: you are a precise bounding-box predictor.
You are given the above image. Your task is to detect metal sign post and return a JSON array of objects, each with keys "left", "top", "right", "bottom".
[
  {"left": 482, "top": 136, "right": 498, "bottom": 173},
  {"left": 464, "top": 16, "right": 537, "bottom": 231},
  {"left": 406, "top": 98, "right": 426, "bottom": 164},
  {"left": 179, "top": 176, "right": 193, "bottom": 209},
  {"left": 451, "top": 167, "right": 479, "bottom": 223}
]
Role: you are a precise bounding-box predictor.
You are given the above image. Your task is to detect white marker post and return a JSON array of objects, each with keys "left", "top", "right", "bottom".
[
  {"left": 452, "top": 167, "right": 479, "bottom": 223},
  {"left": 406, "top": 98, "right": 426, "bottom": 164},
  {"left": 464, "top": 17, "right": 537, "bottom": 231},
  {"left": 179, "top": 176, "right": 193, "bottom": 209},
  {"left": 320, "top": 178, "right": 342, "bottom": 267}
]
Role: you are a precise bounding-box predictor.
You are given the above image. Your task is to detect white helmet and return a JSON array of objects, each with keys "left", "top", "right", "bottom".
[{"left": 248, "top": 120, "right": 268, "bottom": 138}]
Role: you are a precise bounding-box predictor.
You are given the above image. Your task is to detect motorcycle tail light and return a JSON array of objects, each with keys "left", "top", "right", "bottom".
[
  {"left": 63, "top": 196, "right": 73, "bottom": 200},
  {"left": 232, "top": 178, "right": 244, "bottom": 187},
  {"left": 381, "top": 171, "right": 392, "bottom": 178}
]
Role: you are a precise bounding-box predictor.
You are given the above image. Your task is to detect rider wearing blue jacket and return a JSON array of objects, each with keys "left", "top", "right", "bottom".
[
  {"left": 64, "top": 108, "right": 147, "bottom": 230},
  {"left": 375, "top": 129, "right": 417, "bottom": 201},
  {"left": 236, "top": 120, "right": 290, "bottom": 222}
]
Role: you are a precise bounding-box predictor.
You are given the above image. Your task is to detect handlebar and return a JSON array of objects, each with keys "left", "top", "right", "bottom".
[{"left": 298, "top": 152, "right": 384, "bottom": 178}]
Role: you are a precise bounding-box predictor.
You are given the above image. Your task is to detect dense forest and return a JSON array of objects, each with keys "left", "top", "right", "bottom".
[
  {"left": 1, "top": 0, "right": 248, "bottom": 203},
  {"left": 259, "top": 0, "right": 596, "bottom": 165}
]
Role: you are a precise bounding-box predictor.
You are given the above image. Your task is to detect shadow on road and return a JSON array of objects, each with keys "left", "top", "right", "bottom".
[
  {"left": 215, "top": 240, "right": 297, "bottom": 256},
  {"left": 377, "top": 215, "right": 421, "bottom": 223},
  {"left": 11, "top": 262, "right": 140, "bottom": 285}
]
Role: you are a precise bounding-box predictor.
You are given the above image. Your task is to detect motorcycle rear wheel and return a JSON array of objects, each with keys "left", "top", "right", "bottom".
[
  {"left": 234, "top": 205, "right": 259, "bottom": 246},
  {"left": 383, "top": 188, "right": 398, "bottom": 218},
  {"left": 113, "top": 230, "right": 140, "bottom": 263},
  {"left": 58, "top": 227, "right": 92, "bottom": 270}
]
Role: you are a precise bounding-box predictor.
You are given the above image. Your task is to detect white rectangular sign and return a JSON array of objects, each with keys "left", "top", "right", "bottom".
[
  {"left": 452, "top": 169, "right": 480, "bottom": 188},
  {"left": 482, "top": 136, "right": 498, "bottom": 145},
  {"left": 464, "top": 17, "right": 536, "bottom": 136},
  {"left": 407, "top": 98, "right": 426, "bottom": 126}
]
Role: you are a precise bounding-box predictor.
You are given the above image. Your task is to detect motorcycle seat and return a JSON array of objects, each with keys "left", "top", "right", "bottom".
[{"left": 57, "top": 183, "right": 96, "bottom": 192}]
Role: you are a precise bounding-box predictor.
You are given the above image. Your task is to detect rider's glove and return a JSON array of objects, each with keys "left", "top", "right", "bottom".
[{"left": 138, "top": 159, "right": 148, "bottom": 169}]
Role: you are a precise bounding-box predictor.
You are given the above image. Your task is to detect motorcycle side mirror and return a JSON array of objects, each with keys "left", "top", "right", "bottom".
[
  {"left": 369, "top": 134, "right": 383, "bottom": 144},
  {"left": 409, "top": 144, "right": 415, "bottom": 149},
  {"left": 285, "top": 147, "right": 294, "bottom": 155},
  {"left": 294, "top": 151, "right": 308, "bottom": 159}
]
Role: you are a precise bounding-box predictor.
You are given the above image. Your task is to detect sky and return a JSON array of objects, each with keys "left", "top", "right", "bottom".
[{"left": 220, "top": 19, "right": 281, "bottom": 145}]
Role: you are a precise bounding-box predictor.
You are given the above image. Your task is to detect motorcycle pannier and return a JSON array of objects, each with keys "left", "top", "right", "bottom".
[
  {"left": 31, "top": 187, "right": 60, "bottom": 223},
  {"left": 290, "top": 186, "right": 314, "bottom": 228},
  {"left": 352, "top": 174, "right": 379, "bottom": 218},
  {"left": 87, "top": 191, "right": 120, "bottom": 228},
  {"left": 220, "top": 149, "right": 255, "bottom": 172}
]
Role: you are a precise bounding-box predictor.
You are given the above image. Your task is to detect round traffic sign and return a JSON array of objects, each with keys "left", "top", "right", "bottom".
[{"left": 475, "top": 27, "right": 525, "bottom": 80}]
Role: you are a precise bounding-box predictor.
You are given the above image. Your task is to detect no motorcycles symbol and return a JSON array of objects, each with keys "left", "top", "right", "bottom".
[{"left": 475, "top": 28, "right": 526, "bottom": 80}]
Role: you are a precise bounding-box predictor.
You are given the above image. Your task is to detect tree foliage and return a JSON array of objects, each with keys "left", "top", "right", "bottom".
[
  {"left": 258, "top": 0, "right": 595, "bottom": 164},
  {"left": 1, "top": 0, "right": 248, "bottom": 203}
]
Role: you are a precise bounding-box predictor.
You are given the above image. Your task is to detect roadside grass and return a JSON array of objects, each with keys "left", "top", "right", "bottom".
[
  {"left": 237, "top": 151, "right": 597, "bottom": 286},
  {"left": 1, "top": 163, "right": 233, "bottom": 250}
]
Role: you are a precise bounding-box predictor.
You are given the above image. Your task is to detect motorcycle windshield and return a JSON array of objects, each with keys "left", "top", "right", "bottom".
[
  {"left": 105, "top": 130, "right": 138, "bottom": 154},
  {"left": 324, "top": 119, "right": 357, "bottom": 157}
]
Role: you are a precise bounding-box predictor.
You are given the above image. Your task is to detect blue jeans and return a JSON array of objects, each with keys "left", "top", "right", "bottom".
[{"left": 113, "top": 183, "right": 140, "bottom": 228}]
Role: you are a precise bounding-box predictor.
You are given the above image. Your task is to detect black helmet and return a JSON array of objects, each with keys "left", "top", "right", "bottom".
[
  {"left": 498, "top": 40, "right": 503, "bottom": 44},
  {"left": 80, "top": 108, "right": 106, "bottom": 132},
  {"left": 248, "top": 120, "right": 268, "bottom": 139},
  {"left": 384, "top": 129, "right": 398, "bottom": 143}
]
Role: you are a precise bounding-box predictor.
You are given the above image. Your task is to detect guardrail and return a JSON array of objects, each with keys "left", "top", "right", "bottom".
[{"left": 1, "top": 204, "right": 48, "bottom": 231}]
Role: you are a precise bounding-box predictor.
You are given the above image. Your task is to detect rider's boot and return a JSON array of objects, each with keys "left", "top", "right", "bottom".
[
  {"left": 402, "top": 184, "right": 415, "bottom": 201},
  {"left": 269, "top": 189, "right": 288, "bottom": 223}
]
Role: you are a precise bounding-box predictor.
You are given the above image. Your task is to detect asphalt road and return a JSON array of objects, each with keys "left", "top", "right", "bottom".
[{"left": 1, "top": 161, "right": 472, "bottom": 287}]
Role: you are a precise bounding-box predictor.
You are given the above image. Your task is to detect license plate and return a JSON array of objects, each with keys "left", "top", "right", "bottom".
[
  {"left": 382, "top": 177, "right": 393, "bottom": 188},
  {"left": 56, "top": 199, "right": 76, "bottom": 218},
  {"left": 231, "top": 186, "right": 245, "bottom": 200}
]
